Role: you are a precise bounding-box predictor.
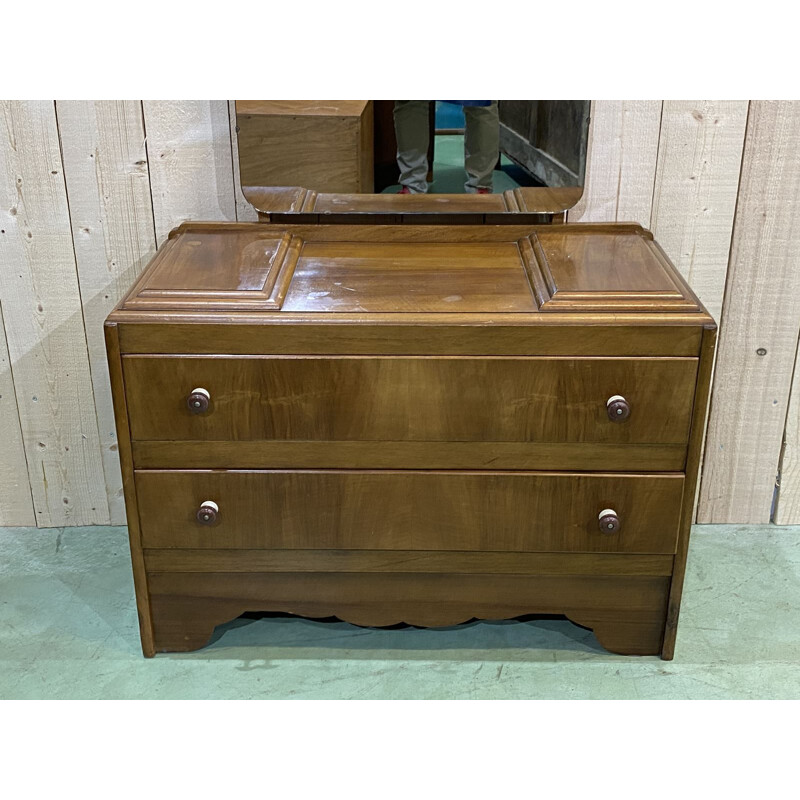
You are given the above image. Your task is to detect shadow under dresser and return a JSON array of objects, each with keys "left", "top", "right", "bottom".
[{"left": 105, "top": 221, "right": 716, "bottom": 658}]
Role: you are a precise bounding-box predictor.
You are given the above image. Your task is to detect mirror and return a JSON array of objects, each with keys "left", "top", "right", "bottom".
[{"left": 235, "top": 101, "right": 590, "bottom": 219}]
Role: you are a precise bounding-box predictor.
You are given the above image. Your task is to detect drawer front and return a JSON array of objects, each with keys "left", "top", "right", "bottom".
[
  {"left": 136, "top": 470, "right": 684, "bottom": 554},
  {"left": 124, "top": 355, "right": 698, "bottom": 445}
]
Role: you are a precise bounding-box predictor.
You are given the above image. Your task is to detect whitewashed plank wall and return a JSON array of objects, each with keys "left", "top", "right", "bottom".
[
  {"left": 0, "top": 101, "right": 109, "bottom": 527},
  {"left": 0, "top": 303, "right": 34, "bottom": 525},
  {"left": 143, "top": 100, "right": 238, "bottom": 244},
  {"left": 698, "top": 101, "right": 800, "bottom": 524},
  {"left": 57, "top": 100, "right": 157, "bottom": 524},
  {"left": 1, "top": 99, "right": 800, "bottom": 526},
  {"left": 650, "top": 101, "right": 749, "bottom": 520}
]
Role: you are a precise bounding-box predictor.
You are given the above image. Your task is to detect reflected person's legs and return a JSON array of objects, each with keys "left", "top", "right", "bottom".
[
  {"left": 463, "top": 101, "right": 499, "bottom": 193},
  {"left": 393, "top": 101, "right": 430, "bottom": 193}
]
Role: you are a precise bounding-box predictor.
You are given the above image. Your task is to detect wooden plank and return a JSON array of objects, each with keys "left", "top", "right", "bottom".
[
  {"left": 147, "top": 571, "right": 670, "bottom": 655},
  {"left": 115, "top": 320, "right": 704, "bottom": 357},
  {"left": 775, "top": 343, "right": 800, "bottom": 523},
  {"left": 568, "top": 101, "right": 663, "bottom": 226},
  {"left": 0, "top": 303, "right": 35, "bottom": 525},
  {"left": 132, "top": 440, "right": 688, "bottom": 472},
  {"left": 228, "top": 100, "right": 258, "bottom": 222},
  {"left": 650, "top": 101, "right": 748, "bottom": 522},
  {"left": 698, "top": 101, "right": 800, "bottom": 523},
  {"left": 144, "top": 548, "right": 675, "bottom": 576},
  {"left": 142, "top": 101, "right": 237, "bottom": 244},
  {"left": 105, "top": 322, "right": 155, "bottom": 655},
  {"left": 0, "top": 101, "right": 109, "bottom": 526},
  {"left": 651, "top": 101, "right": 748, "bottom": 322},
  {"left": 56, "top": 100, "right": 157, "bottom": 525}
]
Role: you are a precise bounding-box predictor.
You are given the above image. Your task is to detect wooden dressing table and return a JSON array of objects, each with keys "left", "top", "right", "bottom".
[
  {"left": 106, "top": 216, "right": 714, "bottom": 659},
  {"left": 106, "top": 102, "right": 714, "bottom": 658}
]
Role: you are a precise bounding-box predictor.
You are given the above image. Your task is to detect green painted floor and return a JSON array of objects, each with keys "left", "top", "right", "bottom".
[
  {"left": 1, "top": 524, "right": 799, "bottom": 699},
  {"left": 381, "top": 134, "right": 525, "bottom": 195}
]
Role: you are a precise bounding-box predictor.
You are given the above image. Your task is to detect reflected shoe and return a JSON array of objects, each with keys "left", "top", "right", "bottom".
[
  {"left": 476, "top": 187, "right": 491, "bottom": 194},
  {"left": 398, "top": 186, "right": 411, "bottom": 194}
]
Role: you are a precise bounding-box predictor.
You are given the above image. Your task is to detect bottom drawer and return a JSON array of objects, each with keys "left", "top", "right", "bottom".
[{"left": 136, "top": 470, "right": 684, "bottom": 553}]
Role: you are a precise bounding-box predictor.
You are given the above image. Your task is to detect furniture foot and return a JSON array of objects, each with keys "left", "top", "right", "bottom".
[
  {"left": 567, "top": 612, "right": 665, "bottom": 656},
  {"left": 149, "top": 596, "right": 242, "bottom": 654}
]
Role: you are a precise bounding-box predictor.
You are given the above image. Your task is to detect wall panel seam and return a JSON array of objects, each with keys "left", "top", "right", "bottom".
[{"left": 0, "top": 300, "right": 37, "bottom": 522}]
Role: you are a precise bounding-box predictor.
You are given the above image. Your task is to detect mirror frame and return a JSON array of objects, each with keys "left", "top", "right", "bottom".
[{"left": 235, "top": 101, "right": 589, "bottom": 224}]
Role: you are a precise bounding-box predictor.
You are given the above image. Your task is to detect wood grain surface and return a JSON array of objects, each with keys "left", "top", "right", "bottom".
[
  {"left": 0, "top": 101, "right": 109, "bottom": 526},
  {"left": 116, "top": 319, "right": 703, "bottom": 357},
  {"left": 144, "top": 548, "right": 674, "bottom": 576},
  {"left": 56, "top": 100, "right": 157, "bottom": 524},
  {"left": 776, "top": 354, "right": 800, "bottom": 523},
  {"left": 142, "top": 101, "right": 237, "bottom": 244},
  {"left": 131, "top": 439, "right": 688, "bottom": 472},
  {"left": 650, "top": 101, "right": 749, "bottom": 523},
  {"left": 0, "top": 303, "right": 34, "bottom": 524},
  {"left": 147, "top": 570, "right": 670, "bottom": 655},
  {"left": 236, "top": 101, "right": 373, "bottom": 194},
  {"left": 698, "top": 101, "right": 800, "bottom": 523},
  {"left": 650, "top": 101, "right": 748, "bottom": 322},
  {"left": 284, "top": 240, "right": 539, "bottom": 313},
  {"left": 122, "top": 355, "right": 698, "bottom": 445},
  {"left": 135, "top": 469, "right": 684, "bottom": 554},
  {"left": 105, "top": 322, "right": 155, "bottom": 654},
  {"left": 111, "top": 222, "right": 710, "bottom": 317}
]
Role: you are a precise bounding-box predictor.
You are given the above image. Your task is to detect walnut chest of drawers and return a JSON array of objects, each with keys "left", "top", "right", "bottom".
[{"left": 105, "top": 221, "right": 716, "bottom": 658}]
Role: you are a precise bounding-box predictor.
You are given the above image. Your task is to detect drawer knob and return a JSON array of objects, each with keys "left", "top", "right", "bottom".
[
  {"left": 598, "top": 508, "right": 620, "bottom": 534},
  {"left": 606, "top": 395, "right": 630, "bottom": 422},
  {"left": 187, "top": 387, "right": 211, "bottom": 414},
  {"left": 196, "top": 500, "right": 219, "bottom": 525}
]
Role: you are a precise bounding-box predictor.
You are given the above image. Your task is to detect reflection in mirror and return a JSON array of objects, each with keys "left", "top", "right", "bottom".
[{"left": 235, "top": 100, "right": 590, "bottom": 217}]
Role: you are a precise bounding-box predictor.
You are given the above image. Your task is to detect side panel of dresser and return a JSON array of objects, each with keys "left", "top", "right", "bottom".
[
  {"left": 105, "top": 322, "right": 156, "bottom": 657},
  {"left": 662, "top": 323, "right": 717, "bottom": 659}
]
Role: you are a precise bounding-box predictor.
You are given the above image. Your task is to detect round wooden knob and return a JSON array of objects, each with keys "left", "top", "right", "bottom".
[
  {"left": 196, "top": 500, "right": 219, "bottom": 525},
  {"left": 607, "top": 395, "right": 630, "bottom": 422},
  {"left": 598, "top": 508, "right": 620, "bottom": 534},
  {"left": 187, "top": 387, "right": 210, "bottom": 414}
]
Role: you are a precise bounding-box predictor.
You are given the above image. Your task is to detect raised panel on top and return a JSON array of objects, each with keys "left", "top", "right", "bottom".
[
  {"left": 123, "top": 355, "right": 698, "bottom": 445},
  {"left": 122, "top": 229, "right": 301, "bottom": 311},
  {"left": 135, "top": 470, "right": 684, "bottom": 554},
  {"left": 527, "top": 227, "right": 700, "bottom": 312}
]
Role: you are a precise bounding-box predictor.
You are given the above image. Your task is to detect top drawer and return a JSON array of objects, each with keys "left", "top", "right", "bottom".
[{"left": 123, "top": 355, "right": 697, "bottom": 446}]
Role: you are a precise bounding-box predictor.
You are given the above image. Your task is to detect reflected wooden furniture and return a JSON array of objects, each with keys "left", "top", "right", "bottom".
[
  {"left": 236, "top": 101, "right": 374, "bottom": 194},
  {"left": 106, "top": 221, "right": 715, "bottom": 658},
  {"left": 243, "top": 185, "right": 584, "bottom": 225}
]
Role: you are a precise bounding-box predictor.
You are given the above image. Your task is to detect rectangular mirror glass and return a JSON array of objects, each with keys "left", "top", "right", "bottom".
[{"left": 236, "top": 100, "right": 590, "bottom": 220}]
